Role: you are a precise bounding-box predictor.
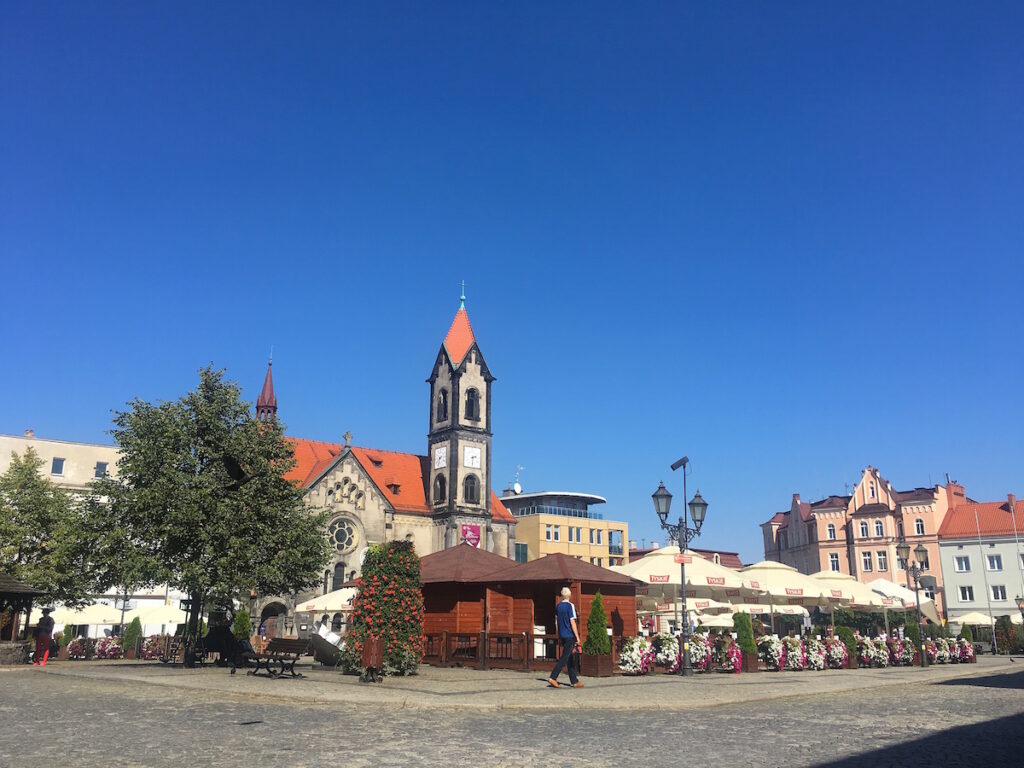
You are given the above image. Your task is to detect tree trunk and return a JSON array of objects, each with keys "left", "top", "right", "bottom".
[{"left": 184, "top": 591, "right": 202, "bottom": 668}]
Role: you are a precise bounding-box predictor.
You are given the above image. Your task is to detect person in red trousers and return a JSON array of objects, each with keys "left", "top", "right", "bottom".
[{"left": 33, "top": 608, "right": 55, "bottom": 666}]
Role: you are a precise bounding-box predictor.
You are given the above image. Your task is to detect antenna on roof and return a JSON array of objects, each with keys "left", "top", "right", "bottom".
[{"left": 512, "top": 464, "right": 525, "bottom": 494}]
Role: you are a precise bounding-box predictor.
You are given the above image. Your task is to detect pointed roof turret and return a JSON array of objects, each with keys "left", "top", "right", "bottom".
[
  {"left": 256, "top": 357, "right": 277, "bottom": 421},
  {"left": 442, "top": 288, "right": 476, "bottom": 365}
]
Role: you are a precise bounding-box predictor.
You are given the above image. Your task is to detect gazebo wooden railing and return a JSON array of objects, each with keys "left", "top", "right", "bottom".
[{"left": 421, "top": 631, "right": 622, "bottom": 672}]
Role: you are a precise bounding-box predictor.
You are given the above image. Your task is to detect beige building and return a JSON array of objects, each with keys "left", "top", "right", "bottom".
[
  {"left": 498, "top": 490, "right": 628, "bottom": 567},
  {"left": 761, "top": 466, "right": 965, "bottom": 618},
  {"left": 0, "top": 430, "right": 119, "bottom": 493}
]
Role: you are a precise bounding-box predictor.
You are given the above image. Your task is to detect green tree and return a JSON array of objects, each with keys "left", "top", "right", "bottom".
[
  {"left": 582, "top": 592, "right": 611, "bottom": 655},
  {"left": 232, "top": 608, "right": 251, "bottom": 640},
  {"left": 959, "top": 624, "right": 973, "bottom": 642},
  {"left": 93, "top": 367, "right": 330, "bottom": 657},
  {"left": 0, "top": 448, "right": 94, "bottom": 607},
  {"left": 733, "top": 613, "right": 757, "bottom": 656},
  {"left": 122, "top": 617, "right": 143, "bottom": 653},
  {"left": 904, "top": 621, "right": 921, "bottom": 647}
]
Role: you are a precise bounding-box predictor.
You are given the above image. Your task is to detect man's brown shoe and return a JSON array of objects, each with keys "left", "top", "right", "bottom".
[
  {"left": 572, "top": 682, "right": 585, "bottom": 688},
  {"left": 546, "top": 678, "right": 560, "bottom": 688}
]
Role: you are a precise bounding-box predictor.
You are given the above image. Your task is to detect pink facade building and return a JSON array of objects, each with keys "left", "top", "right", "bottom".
[{"left": 761, "top": 466, "right": 968, "bottom": 618}]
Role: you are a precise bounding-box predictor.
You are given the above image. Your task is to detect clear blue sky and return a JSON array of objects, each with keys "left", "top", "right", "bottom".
[{"left": 2, "top": 3, "right": 1022, "bottom": 564}]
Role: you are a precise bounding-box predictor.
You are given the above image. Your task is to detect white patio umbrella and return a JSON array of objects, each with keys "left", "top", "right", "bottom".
[
  {"left": 294, "top": 587, "right": 358, "bottom": 614},
  {"left": 730, "top": 603, "right": 809, "bottom": 617},
  {"left": 739, "top": 561, "right": 846, "bottom": 633},
  {"left": 50, "top": 602, "right": 124, "bottom": 626},
  {"left": 696, "top": 613, "right": 737, "bottom": 629},
  {"left": 867, "top": 578, "right": 941, "bottom": 625},
  {"left": 953, "top": 611, "right": 999, "bottom": 626},
  {"left": 127, "top": 603, "right": 189, "bottom": 627},
  {"left": 811, "top": 570, "right": 899, "bottom": 634}
]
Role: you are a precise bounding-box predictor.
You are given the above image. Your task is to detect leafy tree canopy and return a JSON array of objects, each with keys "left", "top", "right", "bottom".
[
  {"left": 92, "top": 366, "right": 330, "bottom": 606},
  {"left": 0, "top": 448, "right": 94, "bottom": 606}
]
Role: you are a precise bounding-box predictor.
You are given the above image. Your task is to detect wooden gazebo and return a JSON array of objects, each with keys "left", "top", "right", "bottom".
[
  {"left": 420, "top": 543, "right": 514, "bottom": 637},
  {"left": 0, "top": 572, "right": 42, "bottom": 642}
]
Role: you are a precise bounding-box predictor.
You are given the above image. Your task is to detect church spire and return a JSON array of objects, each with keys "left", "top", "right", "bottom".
[{"left": 256, "top": 357, "right": 277, "bottom": 421}]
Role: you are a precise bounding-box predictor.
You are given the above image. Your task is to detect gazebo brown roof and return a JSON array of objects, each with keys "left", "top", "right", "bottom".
[
  {"left": 478, "top": 552, "right": 637, "bottom": 585},
  {"left": 419, "top": 543, "right": 515, "bottom": 583},
  {"left": 1, "top": 572, "right": 43, "bottom": 642}
]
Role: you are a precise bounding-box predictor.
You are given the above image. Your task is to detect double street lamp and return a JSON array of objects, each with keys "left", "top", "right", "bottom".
[
  {"left": 652, "top": 455, "right": 709, "bottom": 677},
  {"left": 896, "top": 538, "right": 929, "bottom": 668}
]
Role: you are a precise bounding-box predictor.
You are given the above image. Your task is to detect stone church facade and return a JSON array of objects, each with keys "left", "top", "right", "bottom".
[{"left": 253, "top": 298, "right": 516, "bottom": 630}]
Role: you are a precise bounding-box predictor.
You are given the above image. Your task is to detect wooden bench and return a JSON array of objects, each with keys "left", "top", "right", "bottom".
[{"left": 244, "top": 637, "right": 310, "bottom": 678}]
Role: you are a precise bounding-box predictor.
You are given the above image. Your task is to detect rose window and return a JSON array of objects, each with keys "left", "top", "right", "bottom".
[{"left": 329, "top": 519, "right": 358, "bottom": 553}]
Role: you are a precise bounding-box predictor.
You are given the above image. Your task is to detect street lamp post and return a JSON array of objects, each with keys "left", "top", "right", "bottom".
[
  {"left": 897, "top": 538, "right": 929, "bottom": 668},
  {"left": 1016, "top": 595, "right": 1024, "bottom": 629},
  {"left": 652, "top": 456, "right": 708, "bottom": 678}
]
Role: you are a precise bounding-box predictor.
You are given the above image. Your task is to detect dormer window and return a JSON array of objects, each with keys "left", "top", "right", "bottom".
[
  {"left": 433, "top": 474, "right": 447, "bottom": 504},
  {"left": 465, "top": 388, "right": 480, "bottom": 421},
  {"left": 436, "top": 389, "right": 449, "bottom": 422}
]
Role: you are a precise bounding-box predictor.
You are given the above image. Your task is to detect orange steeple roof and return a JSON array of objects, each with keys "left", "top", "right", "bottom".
[{"left": 442, "top": 288, "right": 476, "bottom": 365}]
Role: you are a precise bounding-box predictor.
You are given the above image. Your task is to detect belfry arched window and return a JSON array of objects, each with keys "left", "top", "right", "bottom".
[
  {"left": 463, "top": 474, "right": 480, "bottom": 504},
  {"left": 433, "top": 474, "right": 447, "bottom": 504},
  {"left": 465, "top": 388, "right": 480, "bottom": 421},
  {"left": 437, "top": 389, "right": 448, "bottom": 422}
]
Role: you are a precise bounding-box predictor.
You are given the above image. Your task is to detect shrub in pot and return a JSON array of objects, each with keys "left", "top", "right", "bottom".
[
  {"left": 733, "top": 613, "right": 758, "bottom": 672},
  {"left": 836, "top": 626, "right": 857, "bottom": 668},
  {"left": 122, "top": 618, "right": 143, "bottom": 660},
  {"left": 580, "top": 592, "right": 613, "bottom": 677}
]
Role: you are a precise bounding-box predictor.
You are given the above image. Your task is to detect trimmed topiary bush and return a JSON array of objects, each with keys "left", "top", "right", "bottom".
[
  {"left": 122, "top": 617, "right": 143, "bottom": 654},
  {"left": 232, "top": 609, "right": 251, "bottom": 640},
  {"left": 340, "top": 541, "right": 424, "bottom": 677},
  {"left": 582, "top": 593, "right": 611, "bottom": 655},
  {"left": 836, "top": 626, "right": 857, "bottom": 660},
  {"left": 904, "top": 621, "right": 920, "bottom": 648},
  {"left": 733, "top": 613, "right": 757, "bottom": 656},
  {"left": 960, "top": 623, "right": 973, "bottom": 643}
]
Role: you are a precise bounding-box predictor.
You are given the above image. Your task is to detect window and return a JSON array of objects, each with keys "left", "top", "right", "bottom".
[
  {"left": 575, "top": 526, "right": 582, "bottom": 543},
  {"left": 955, "top": 556, "right": 971, "bottom": 572},
  {"left": 433, "top": 474, "right": 447, "bottom": 504},
  {"left": 859, "top": 522, "right": 869, "bottom": 538},
  {"left": 595, "top": 530, "right": 602, "bottom": 545},
  {"left": 987, "top": 554, "right": 1003, "bottom": 571},
  {"left": 921, "top": 553, "right": 930, "bottom": 571},
  {"left": 992, "top": 585, "right": 1007, "bottom": 601},
  {"left": 829, "top": 553, "right": 840, "bottom": 572},
  {"left": 876, "top": 551, "right": 888, "bottom": 571},
  {"left": 1021, "top": 553, "right": 1024, "bottom": 570},
  {"left": 923, "top": 586, "right": 935, "bottom": 601},
  {"left": 589, "top": 528, "right": 595, "bottom": 544},
  {"left": 897, "top": 520, "right": 904, "bottom": 537},
  {"left": 463, "top": 474, "right": 479, "bottom": 504},
  {"left": 869, "top": 483, "right": 876, "bottom": 500},
  {"left": 861, "top": 551, "right": 873, "bottom": 572},
  {"left": 94, "top": 461, "right": 108, "bottom": 478},
  {"left": 328, "top": 518, "right": 357, "bottom": 553},
  {"left": 827, "top": 524, "right": 836, "bottom": 540},
  {"left": 589, "top": 557, "right": 596, "bottom": 564},
  {"left": 332, "top": 562, "right": 346, "bottom": 591},
  {"left": 898, "top": 556, "right": 906, "bottom": 571},
  {"left": 553, "top": 526, "right": 560, "bottom": 542},
  {"left": 514, "top": 543, "right": 528, "bottom": 563},
  {"left": 323, "top": 570, "right": 330, "bottom": 595},
  {"left": 51, "top": 457, "right": 65, "bottom": 476},
  {"left": 874, "top": 520, "right": 884, "bottom": 537},
  {"left": 914, "top": 518, "right": 925, "bottom": 535},
  {"left": 596, "top": 558, "right": 602, "bottom": 567},
  {"left": 465, "top": 388, "right": 480, "bottom": 420},
  {"left": 959, "top": 586, "right": 974, "bottom": 602},
  {"left": 436, "top": 389, "right": 448, "bottom": 421},
  {"left": 545, "top": 525, "right": 553, "bottom": 541}
]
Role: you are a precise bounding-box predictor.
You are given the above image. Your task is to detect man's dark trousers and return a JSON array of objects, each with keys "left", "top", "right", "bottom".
[{"left": 549, "top": 637, "right": 578, "bottom": 685}]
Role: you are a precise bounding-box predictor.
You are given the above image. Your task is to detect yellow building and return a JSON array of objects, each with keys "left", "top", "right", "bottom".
[{"left": 498, "top": 490, "right": 628, "bottom": 566}]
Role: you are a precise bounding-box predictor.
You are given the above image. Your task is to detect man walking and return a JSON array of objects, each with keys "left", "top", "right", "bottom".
[
  {"left": 547, "top": 587, "right": 583, "bottom": 688},
  {"left": 33, "top": 608, "right": 55, "bottom": 666}
]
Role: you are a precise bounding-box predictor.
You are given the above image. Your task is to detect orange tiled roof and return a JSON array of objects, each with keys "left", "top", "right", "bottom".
[
  {"left": 443, "top": 308, "right": 476, "bottom": 365},
  {"left": 285, "top": 436, "right": 514, "bottom": 523},
  {"left": 938, "top": 499, "right": 1024, "bottom": 539}
]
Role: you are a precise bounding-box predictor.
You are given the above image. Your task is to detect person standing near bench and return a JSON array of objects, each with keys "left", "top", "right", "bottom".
[{"left": 547, "top": 587, "right": 583, "bottom": 689}]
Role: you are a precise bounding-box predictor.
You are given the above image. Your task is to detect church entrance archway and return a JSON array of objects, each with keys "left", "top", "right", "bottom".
[{"left": 260, "top": 602, "right": 288, "bottom": 639}]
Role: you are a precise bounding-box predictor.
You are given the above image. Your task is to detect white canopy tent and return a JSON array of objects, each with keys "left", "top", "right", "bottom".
[{"left": 50, "top": 602, "right": 125, "bottom": 626}]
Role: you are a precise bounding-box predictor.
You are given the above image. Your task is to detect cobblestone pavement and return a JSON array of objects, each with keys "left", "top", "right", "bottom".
[{"left": 2, "top": 664, "right": 1022, "bottom": 767}]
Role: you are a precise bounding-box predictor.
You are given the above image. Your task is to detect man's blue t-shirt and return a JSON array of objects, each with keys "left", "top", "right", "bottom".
[{"left": 556, "top": 600, "right": 576, "bottom": 639}]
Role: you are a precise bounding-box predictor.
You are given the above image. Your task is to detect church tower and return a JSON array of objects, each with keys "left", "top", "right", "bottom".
[
  {"left": 427, "top": 290, "right": 495, "bottom": 545},
  {"left": 256, "top": 358, "right": 278, "bottom": 421}
]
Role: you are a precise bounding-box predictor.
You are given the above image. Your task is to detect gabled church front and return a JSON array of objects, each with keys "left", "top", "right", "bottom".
[{"left": 253, "top": 296, "right": 515, "bottom": 627}]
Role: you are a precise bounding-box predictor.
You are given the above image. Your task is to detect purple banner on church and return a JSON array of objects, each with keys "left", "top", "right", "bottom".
[{"left": 461, "top": 524, "right": 481, "bottom": 548}]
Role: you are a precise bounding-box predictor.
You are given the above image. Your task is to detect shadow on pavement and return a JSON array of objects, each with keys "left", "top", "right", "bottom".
[
  {"left": 936, "top": 668, "right": 1024, "bottom": 689},
  {"left": 811, "top": 712, "right": 1024, "bottom": 766}
]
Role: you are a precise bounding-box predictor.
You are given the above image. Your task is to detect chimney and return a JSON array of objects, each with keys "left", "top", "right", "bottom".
[
  {"left": 24, "top": 429, "right": 34, "bottom": 438},
  {"left": 792, "top": 493, "right": 801, "bottom": 506},
  {"left": 1009, "top": 494, "right": 1017, "bottom": 512}
]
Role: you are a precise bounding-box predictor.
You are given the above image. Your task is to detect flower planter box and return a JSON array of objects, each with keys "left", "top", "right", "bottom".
[
  {"left": 741, "top": 651, "right": 759, "bottom": 673},
  {"left": 58, "top": 646, "right": 69, "bottom": 661},
  {"left": 123, "top": 647, "right": 137, "bottom": 660},
  {"left": 580, "top": 653, "right": 614, "bottom": 677},
  {"left": 846, "top": 655, "right": 858, "bottom": 670}
]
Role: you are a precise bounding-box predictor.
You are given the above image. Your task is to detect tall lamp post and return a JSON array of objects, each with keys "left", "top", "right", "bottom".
[
  {"left": 896, "top": 538, "right": 929, "bottom": 668},
  {"left": 1016, "top": 595, "right": 1024, "bottom": 630},
  {"left": 652, "top": 457, "right": 708, "bottom": 678}
]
